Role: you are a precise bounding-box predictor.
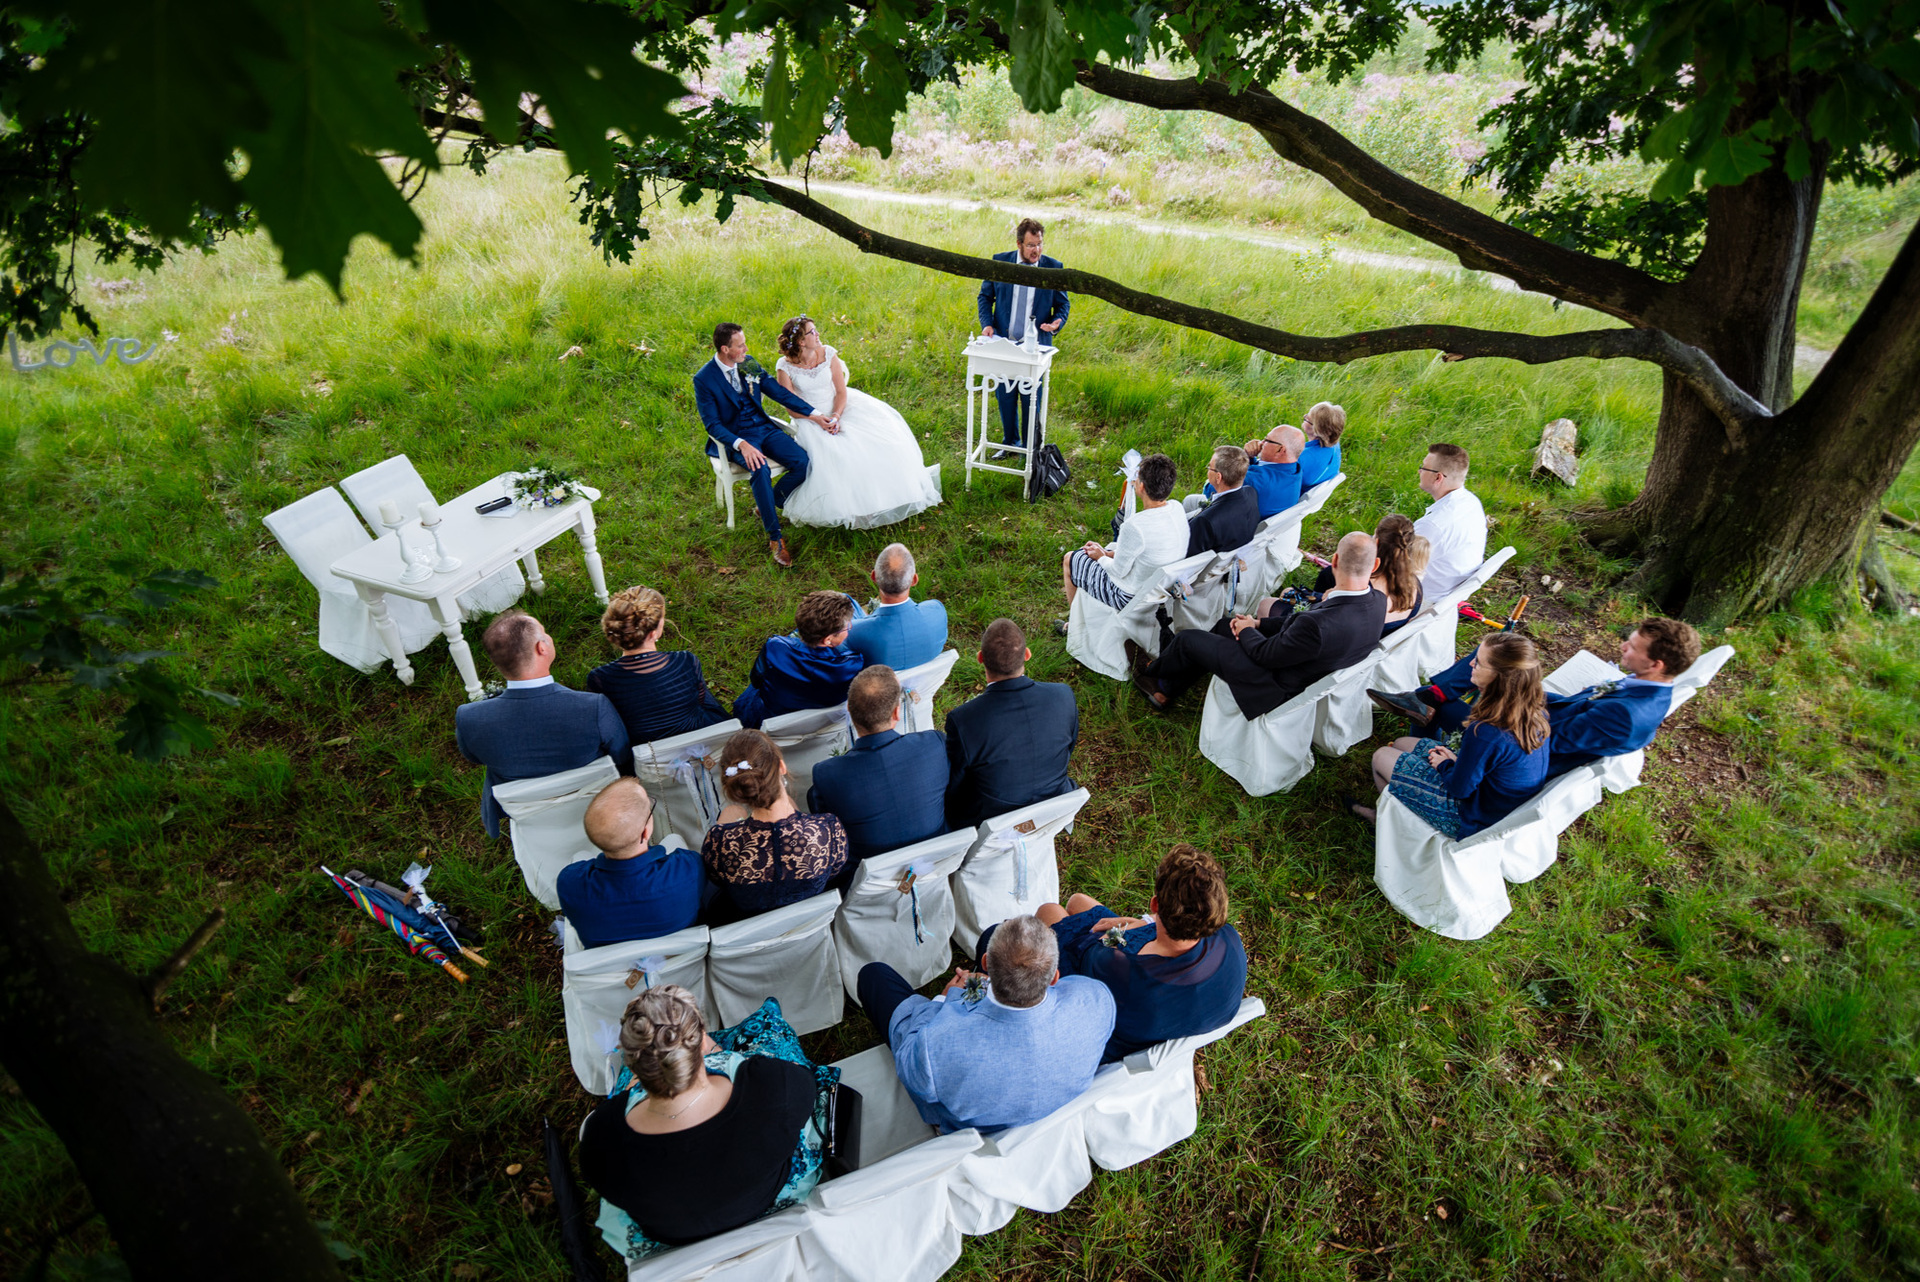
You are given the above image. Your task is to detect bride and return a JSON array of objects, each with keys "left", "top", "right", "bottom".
[{"left": 773, "top": 316, "right": 942, "bottom": 530}]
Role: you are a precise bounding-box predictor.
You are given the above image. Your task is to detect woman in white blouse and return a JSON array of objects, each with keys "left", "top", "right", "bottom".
[{"left": 1060, "top": 453, "right": 1190, "bottom": 611}]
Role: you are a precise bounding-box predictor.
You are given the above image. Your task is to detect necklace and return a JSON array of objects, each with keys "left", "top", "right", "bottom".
[{"left": 650, "top": 1079, "right": 709, "bottom": 1120}]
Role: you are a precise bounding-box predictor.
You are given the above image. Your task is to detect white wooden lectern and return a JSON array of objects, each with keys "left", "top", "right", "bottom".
[{"left": 964, "top": 336, "right": 1055, "bottom": 496}]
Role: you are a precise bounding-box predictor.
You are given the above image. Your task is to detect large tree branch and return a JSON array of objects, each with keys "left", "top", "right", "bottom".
[
  {"left": 1077, "top": 63, "right": 1671, "bottom": 327},
  {"left": 759, "top": 180, "right": 1767, "bottom": 445}
]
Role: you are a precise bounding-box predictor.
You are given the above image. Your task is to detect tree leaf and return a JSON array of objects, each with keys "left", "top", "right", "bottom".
[{"left": 1005, "top": 0, "right": 1075, "bottom": 113}]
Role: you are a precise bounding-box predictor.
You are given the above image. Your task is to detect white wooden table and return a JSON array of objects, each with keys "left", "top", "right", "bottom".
[
  {"left": 328, "top": 473, "right": 609, "bottom": 701},
  {"left": 963, "top": 336, "right": 1054, "bottom": 496}
]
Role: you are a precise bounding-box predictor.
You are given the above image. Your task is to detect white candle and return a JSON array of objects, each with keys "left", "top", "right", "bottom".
[
  {"left": 418, "top": 499, "right": 439, "bottom": 525},
  {"left": 379, "top": 499, "right": 401, "bottom": 525}
]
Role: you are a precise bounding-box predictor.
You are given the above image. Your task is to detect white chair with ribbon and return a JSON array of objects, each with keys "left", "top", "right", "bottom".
[
  {"left": 489, "top": 756, "right": 623, "bottom": 910},
  {"left": 1064, "top": 550, "right": 1216, "bottom": 682},
  {"left": 1231, "top": 472, "right": 1345, "bottom": 609},
  {"left": 1161, "top": 550, "right": 1236, "bottom": 636},
  {"left": 1081, "top": 996, "right": 1266, "bottom": 1170},
  {"left": 705, "top": 890, "right": 845, "bottom": 1036},
  {"left": 1405, "top": 545, "right": 1517, "bottom": 682},
  {"left": 950, "top": 788, "right": 1090, "bottom": 954},
  {"left": 831, "top": 830, "right": 975, "bottom": 1000},
  {"left": 893, "top": 649, "right": 961, "bottom": 735},
  {"left": 633, "top": 720, "right": 741, "bottom": 850},
  {"left": 561, "top": 923, "right": 715, "bottom": 1096},
  {"left": 760, "top": 705, "right": 853, "bottom": 813},
  {"left": 337, "top": 454, "right": 526, "bottom": 615},
  {"left": 1197, "top": 667, "right": 1341, "bottom": 797}
]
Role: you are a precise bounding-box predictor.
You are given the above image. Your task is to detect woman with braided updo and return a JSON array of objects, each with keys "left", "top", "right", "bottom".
[
  {"left": 585, "top": 585, "right": 730, "bottom": 746},
  {"left": 578, "top": 985, "right": 824, "bottom": 1252}
]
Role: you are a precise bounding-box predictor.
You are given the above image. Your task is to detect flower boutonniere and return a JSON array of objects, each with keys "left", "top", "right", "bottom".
[
  {"left": 1590, "top": 680, "right": 1622, "bottom": 698},
  {"left": 739, "top": 355, "right": 769, "bottom": 391}
]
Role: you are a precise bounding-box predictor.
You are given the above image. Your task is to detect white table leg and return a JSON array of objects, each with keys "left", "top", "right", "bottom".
[
  {"left": 522, "top": 547, "right": 547, "bottom": 595},
  {"left": 431, "top": 598, "right": 485, "bottom": 701},
  {"left": 575, "top": 511, "right": 609, "bottom": 604},
  {"left": 361, "top": 586, "right": 415, "bottom": 686}
]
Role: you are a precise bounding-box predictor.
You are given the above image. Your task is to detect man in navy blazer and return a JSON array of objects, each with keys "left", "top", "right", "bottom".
[
  {"left": 1368, "top": 617, "right": 1703, "bottom": 777},
  {"left": 844, "top": 542, "right": 949, "bottom": 671},
  {"left": 943, "top": 619, "right": 1078, "bottom": 829},
  {"left": 807, "top": 666, "right": 949, "bottom": 867},
  {"left": 976, "top": 217, "right": 1069, "bottom": 449},
  {"left": 453, "top": 611, "right": 634, "bottom": 838},
  {"left": 556, "top": 778, "right": 707, "bottom": 949},
  {"left": 1185, "top": 446, "right": 1261, "bottom": 557},
  {"left": 692, "top": 322, "right": 838, "bottom": 567}
]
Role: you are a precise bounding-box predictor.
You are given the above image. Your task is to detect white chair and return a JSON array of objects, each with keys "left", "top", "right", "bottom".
[
  {"left": 1197, "top": 667, "right": 1339, "bottom": 797},
  {"left": 706, "top": 891, "right": 845, "bottom": 1035},
  {"left": 945, "top": 1064, "right": 1133, "bottom": 1236},
  {"left": 562, "top": 923, "right": 714, "bottom": 1095},
  {"left": 761, "top": 705, "right": 853, "bottom": 813},
  {"left": 709, "top": 451, "right": 787, "bottom": 531},
  {"left": 1407, "top": 545, "right": 1518, "bottom": 681},
  {"left": 1162, "top": 551, "right": 1236, "bottom": 635},
  {"left": 1311, "top": 646, "right": 1389, "bottom": 760},
  {"left": 633, "top": 720, "right": 742, "bottom": 849},
  {"left": 337, "top": 454, "right": 526, "bottom": 614},
  {"left": 490, "top": 757, "right": 623, "bottom": 910},
  {"left": 1233, "top": 472, "right": 1344, "bottom": 607},
  {"left": 261, "top": 488, "right": 441, "bottom": 673},
  {"left": 833, "top": 830, "right": 975, "bottom": 998},
  {"left": 950, "top": 788, "right": 1089, "bottom": 953},
  {"left": 1368, "top": 598, "right": 1446, "bottom": 696},
  {"left": 894, "top": 649, "right": 960, "bottom": 735},
  {"left": 1065, "top": 549, "right": 1215, "bottom": 681},
  {"left": 627, "top": 1205, "right": 811, "bottom": 1282},
  {"left": 1082, "top": 996, "right": 1266, "bottom": 1170}
]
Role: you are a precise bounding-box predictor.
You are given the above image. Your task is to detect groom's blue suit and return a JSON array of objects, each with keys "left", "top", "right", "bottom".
[{"left": 692, "top": 355, "right": 817, "bottom": 540}]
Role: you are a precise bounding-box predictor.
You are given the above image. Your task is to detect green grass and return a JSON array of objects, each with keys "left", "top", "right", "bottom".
[{"left": 3, "top": 149, "right": 1919, "bottom": 1280}]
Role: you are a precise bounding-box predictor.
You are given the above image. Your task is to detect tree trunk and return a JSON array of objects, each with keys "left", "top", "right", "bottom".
[{"left": 0, "top": 797, "right": 343, "bottom": 1280}]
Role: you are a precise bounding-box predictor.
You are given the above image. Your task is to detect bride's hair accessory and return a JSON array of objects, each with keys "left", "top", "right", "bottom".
[{"left": 777, "top": 315, "right": 817, "bottom": 360}]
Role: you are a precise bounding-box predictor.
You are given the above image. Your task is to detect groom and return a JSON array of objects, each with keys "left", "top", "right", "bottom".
[
  {"left": 977, "top": 217, "right": 1069, "bottom": 452},
  {"left": 693, "top": 322, "right": 836, "bottom": 567}
]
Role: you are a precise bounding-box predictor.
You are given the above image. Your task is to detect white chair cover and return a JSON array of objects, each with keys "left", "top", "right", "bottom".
[
  {"left": 1163, "top": 551, "right": 1235, "bottom": 635},
  {"left": 627, "top": 1206, "right": 810, "bottom": 1282},
  {"left": 833, "top": 830, "right": 974, "bottom": 997},
  {"left": 1082, "top": 997, "right": 1266, "bottom": 1171},
  {"left": 562, "top": 924, "right": 714, "bottom": 1095},
  {"left": 894, "top": 649, "right": 960, "bottom": 735},
  {"left": 1197, "top": 671, "right": 1332, "bottom": 797},
  {"left": 762, "top": 706, "right": 853, "bottom": 814},
  {"left": 337, "top": 454, "right": 525, "bottom": 615},
  {"left": 1369, "top": 599, "right": 1444, "bottom": 695},
  {"left": 261, "top": 488, "right": 441, "bottom": 672},
  {"left": 1065, "top": 550, "right": 1215, "bottom": 681},
  {"left": 945, "top": 1067, "right": 1130, "bottom": 1235},
  {"left": 1232, "top": 473, "right": 1344, "bottom": 607},
  {"left": 950, "top": 788, "right": 1089, "bottom": 952},
  {"left": 490, "top": 757, "right": 622, "bottom": 910},
  {"left": 1310, "top": 646, "right": 1387, "bottom": 759},
  {"left": 706, "top": 891, "right": 845, "bottom": 1035},
  {"left": 1408, "top": 545, "right": 1517, "bottom": 681},
  {"left": 633, "top": 720, "right": 742, "bottom": 849}
]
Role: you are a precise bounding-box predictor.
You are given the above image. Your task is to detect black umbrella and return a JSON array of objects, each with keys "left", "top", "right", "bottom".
[{"left": 543, "top": 1116, "right": 605, "bottom": 1282}]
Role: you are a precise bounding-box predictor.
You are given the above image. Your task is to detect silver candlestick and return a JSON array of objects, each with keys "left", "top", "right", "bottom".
[
  {"left": 420, "top": 516, "right": 462, "bottom": 573},
  {"left": 382, "top": 515, "right": 435, "bottom": 584}
]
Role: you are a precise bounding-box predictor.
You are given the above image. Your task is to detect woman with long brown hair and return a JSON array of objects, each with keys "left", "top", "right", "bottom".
[
  {"left": 1350, "top": 632, "right": 1551, "bottom": 837},
  {"left": 1273, "top": 514, "right": 1426, "bottom": 628}
]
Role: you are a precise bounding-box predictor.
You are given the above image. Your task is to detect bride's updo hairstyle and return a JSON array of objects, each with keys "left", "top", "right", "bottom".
[
  {"left": 717, "top": 728, "right": 787, "bottom": 809},
  {"left": 618, "top": 985, "right": 707, "bottom": 1098},
  {"left": 777, "top": 315, "right": 817, "bottom": 360},
  {"left": 601, "top": 585, "right": 666, "bottom": 650}
]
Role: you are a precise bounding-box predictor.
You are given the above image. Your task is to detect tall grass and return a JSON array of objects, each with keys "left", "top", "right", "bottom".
[{"left": 1, "top": 149, "right": 1917, "bottom": 1280}]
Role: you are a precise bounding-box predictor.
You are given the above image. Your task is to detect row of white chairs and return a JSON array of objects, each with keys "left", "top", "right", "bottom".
[
  {"left": 260, "top": 454, "right": 525, "bottom": 673},
  {"left": 558, "top": 787, "right": 1093, "bottom": 1096},
  {"left": 1065, "top": 474, "right": 1346, "bottom": 682}
]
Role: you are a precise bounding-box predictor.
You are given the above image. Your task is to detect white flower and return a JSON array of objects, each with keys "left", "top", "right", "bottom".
[{"left": 162, "top": 329, "right": 179, "bottom": 343}]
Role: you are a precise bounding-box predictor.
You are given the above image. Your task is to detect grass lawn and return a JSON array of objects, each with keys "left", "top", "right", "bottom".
[{"left": 3, "top": 148, "right": 1919, "bottom": 1280}]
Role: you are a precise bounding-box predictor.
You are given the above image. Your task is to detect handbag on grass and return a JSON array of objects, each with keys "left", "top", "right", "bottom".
[{"left": 1028, "top": 443, "right": 1071, "bottom": 501}]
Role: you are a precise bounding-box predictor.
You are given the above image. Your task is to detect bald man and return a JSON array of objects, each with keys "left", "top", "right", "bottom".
[
  {"left": 1129, "top": 531, "right": 1388, "bottom": 719},
  {"left": 555, "top": 778, "right": 709, "bottom": 949},
  {"left": 1233, "top": 424, "right": 1307, "bottom": 519}
]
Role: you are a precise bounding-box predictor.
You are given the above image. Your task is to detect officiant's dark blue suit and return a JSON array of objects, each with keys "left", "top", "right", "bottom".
[
  {"left": 692, "top": 356, "right": 817, "bottom": 540},
  {"left": 976, "top": 255, "right": 1069, "bottom": 448}
]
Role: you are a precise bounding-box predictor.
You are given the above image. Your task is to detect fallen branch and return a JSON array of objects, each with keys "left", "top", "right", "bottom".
[
  {"left": 144, "top": 907, "right": 227, "bottom": 1012},
  {"left": 1882, "top": 509, "right": 1919, "bottom": 533}
]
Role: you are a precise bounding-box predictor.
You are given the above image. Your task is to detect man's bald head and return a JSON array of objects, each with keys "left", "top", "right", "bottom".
[
  {"left": 1275, "top": 425, "right": 1305, "bottom": 463},
  {"left": 1332, "top": 531, "right": 1377, "bottom": 590},
  {"left": 583, "top": 778, "right": 655, "bottom": 859}
]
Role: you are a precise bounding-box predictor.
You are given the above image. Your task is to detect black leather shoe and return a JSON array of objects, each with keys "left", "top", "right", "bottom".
[
  {"left": 1367, "top": 687, "right": 1433, "bottom": 725},
  {"left": 1123, "top": 638, "right": 1153, "bottom": 679}
]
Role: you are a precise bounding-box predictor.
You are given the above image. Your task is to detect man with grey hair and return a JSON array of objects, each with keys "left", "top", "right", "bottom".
[
  {"left": 858, "top": 914, "right": 1115, "bottom": 1133},
  {"left": 844, "top": 541, "right": 949, "bottom": 669}
]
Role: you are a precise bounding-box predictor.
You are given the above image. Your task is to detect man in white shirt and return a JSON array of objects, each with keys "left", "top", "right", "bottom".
[
  {"left": 1412, "top": 443, "right": 1487, "bottom": 598},
  {"left": 977, "top": 218, "right": 1069, "bottom": 453}
]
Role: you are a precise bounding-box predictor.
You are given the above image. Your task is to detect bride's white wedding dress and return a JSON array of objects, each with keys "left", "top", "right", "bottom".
[{"left": 776, "top": 346, "right": 941, "bottom": 529}]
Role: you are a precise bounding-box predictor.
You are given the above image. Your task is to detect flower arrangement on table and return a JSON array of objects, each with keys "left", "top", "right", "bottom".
[{"left": 512, "top": 463, "right": 588, "bottom": 510}]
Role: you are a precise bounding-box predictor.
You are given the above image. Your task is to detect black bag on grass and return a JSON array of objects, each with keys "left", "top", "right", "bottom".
[{"left": 1028, "top": 443, "right": 1071, "bottom": 501}]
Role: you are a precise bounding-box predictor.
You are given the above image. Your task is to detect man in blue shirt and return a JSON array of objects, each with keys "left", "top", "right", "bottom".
[
  {"left": 1368, "top": 617, "right": 1703, "bottom": 777},
  {"left": 808, "top": 665, "right": 948, "bottom": 867},
  {"left": 556, "top": 778, "right": 707, "bottom": 949},
  {"left": 844, "top": 542, "right": 949, "bottom": 671},
  {"left": 1233, "top": 424, "right": 1306, "bottom": 519},
  {"left": 857, "top": 914, "right": 1115, "bottom": 1133}
]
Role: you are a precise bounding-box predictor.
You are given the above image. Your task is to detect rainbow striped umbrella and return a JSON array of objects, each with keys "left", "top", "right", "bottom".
[{"left": 321, "top": 865, "right": 467, "bottom": 983}]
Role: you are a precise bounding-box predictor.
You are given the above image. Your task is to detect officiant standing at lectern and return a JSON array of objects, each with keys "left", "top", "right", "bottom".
[{"left": 977, "top": 217, "right": 1069, "bottom": 452}]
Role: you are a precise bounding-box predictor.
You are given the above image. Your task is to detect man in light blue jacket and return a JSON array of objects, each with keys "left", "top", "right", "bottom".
[
  {"left": 857, "top": 915, "right": 1115, "bottom": 1134},
  {"left": 844, "top": 543, "right": 948, "bottom": 671}
]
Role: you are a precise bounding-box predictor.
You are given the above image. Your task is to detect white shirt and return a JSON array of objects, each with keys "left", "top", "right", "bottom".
[
  {"left": 1009, "top": 282, "right": 1035, "bottom": 337},
  {"left": 1106, "top": 502, "right": 1191, "bottom": 595},
  {"left": 1320, "top": 585, "right": 1374, "bottom": 601},
  {"left": 1414, "top": 486, "right": 1488, "bottom": 599},
  {"left": 505, "top": 675, "right": 555, "bottom": 690}
]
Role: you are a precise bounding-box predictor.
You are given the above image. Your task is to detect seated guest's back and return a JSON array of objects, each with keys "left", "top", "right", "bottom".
[
  {"left": 1235, "top": 424, "right": 1305, "bottom": 519},
  {"left": 807, "top": 665, "right": 948, "bottom": 866},
  {"left": 586, "top": 586, "right": 730, "bottom": 747},
  {"left": 1309, "top": 515, "right": 1425, "bottom": 632},
  {"left": 1186, "top": 445, "right": 1261, "bottom": 556},
  {"left": 558, "top": 778, "right": 708, "bottom": 949},
  {"left": 1037, "top": 844, "right": 1247, "bottom": 1063},
  {"left": 733, "top": 591, "right": 869, "bottom": 729},
  {"left": 856, "top": 915, "right": 1115, "bottom": 1133},
  {"left": 454, "top": 610, "right": 634, "bottom": 838},
  {"left": 702, "top": 728, "right": 848, "bottom": 919},
  {"left": 1370, "top": 633, "right": 1550, "bottom": 838},
  {"left": 1061, "top": 453, "right": 1187, "bottom": 613},
  {"left": 1412, "top": 442, "right": 1487, "bottom": 599},
  {"left": 944, "top": 619, "right": 1079, "bottom": 828},
  {"left": 1298, "top": 401, "right": 1344, "bottom": 488},
  {"left": 579, "top": 987, "right": 822, "bottom": 1253},
  {"left": 844, "top": 543, "right": 949, "bottom": 670}
]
